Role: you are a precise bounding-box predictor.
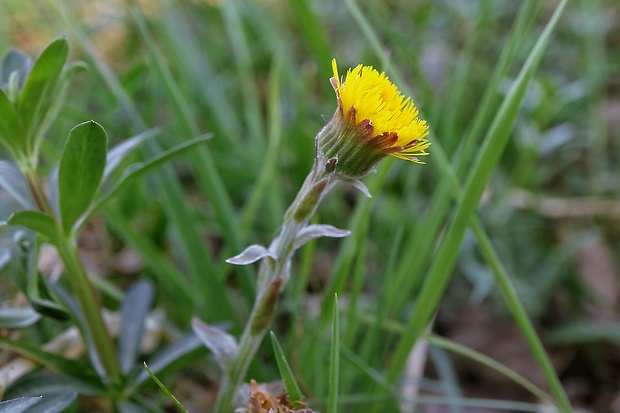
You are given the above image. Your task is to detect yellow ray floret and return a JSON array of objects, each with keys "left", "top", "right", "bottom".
[{"left": 331, "top": 59, "right": 430, "bottom": 162}]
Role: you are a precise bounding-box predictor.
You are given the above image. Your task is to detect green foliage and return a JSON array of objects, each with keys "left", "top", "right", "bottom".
[
  {"left": 0, "top": 0, "right": 616, "bottom": 411},
  {"left": 58, "top": 121, "right": 107, "bottom": 234},
  {"left": 270, "top": 332, "right": 304, "bottom": 408}
]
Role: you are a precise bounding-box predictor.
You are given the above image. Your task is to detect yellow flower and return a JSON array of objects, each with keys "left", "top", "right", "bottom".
[
  {"left": 331, "top": 59, "right": 430, "bottom": 163},
  {"left": 317, "top": 59, "right": 430, "bottom": 179}
]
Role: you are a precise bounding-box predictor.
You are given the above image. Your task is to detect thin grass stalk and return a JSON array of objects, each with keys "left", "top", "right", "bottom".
[
  {"left": 386, "top": 0, "right": 541, "bottom": 318},
  {"left": 131, "top": 8, "right": 255, "bottom": 304},
  {"left": 343, "top": 0, "right": 570, "bottom": 410},
  {"left": 240, "top": 57, "right": 285, "bottom": 235},
  {"left": 219, "top": 0, "right": 266, "bottom": 155},
  {"left": 328, "top": 295, "right": 340, "bottom": 413},
  {"left": 49, "top": 0, "right": 244, "bottom": 323},
  {"left": 580, "top": 0, "right": 609, "bottom": 194},
  {"left": 384, "top": 2, "right": 571, "bottom": 411}
]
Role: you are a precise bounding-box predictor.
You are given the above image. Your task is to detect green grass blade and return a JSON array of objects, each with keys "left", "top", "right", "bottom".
[
  {"left": 328, "top": 295, "right": 340, "bottom": 413},
  {"left": 269, "top": 331, "right": 304, "bottom": 409},
  {"left": 143, "top": 362, "right": 189, "bottom": 413},
  {"left": 81, "top": 135, "right": 212, "bottom": 229},
  {"left": 48, "top": 1, "right": 243, "bottom": 322},
  {"left": 286, "top": 0, "right": 332, "bottom": 76},
  {"left": 240, "top": 57, "right": 285, "bottom": 234},
  {"left": 131, "top": 8, "right": 255, "bottom": 301},
  {"left": 385, "top": 2, "right": 570, "bottom": 411},
  {"left": 218, "top": 0, "right": 265, "bottom": 154},
  {"left": 102, "top": 208, "right": 199, "bottom": 319},
  {"left": 428, "top": 334, "right": 555, "bottom": 405},
  {"left": 469, "top": 219, "right": 570, "bottom": 411}
]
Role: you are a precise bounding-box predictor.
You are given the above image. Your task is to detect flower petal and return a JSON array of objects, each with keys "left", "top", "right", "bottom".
[{"left": 191, "top": 317, "right": 238, "bottom": 372}]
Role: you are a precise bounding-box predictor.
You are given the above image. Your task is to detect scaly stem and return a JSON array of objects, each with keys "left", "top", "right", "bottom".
[
  {"left": 57, "top": 240, "right": 120, "bottom": 379},
  {"left": 214, "top": 159, "right": 332, "bottom": 413}
]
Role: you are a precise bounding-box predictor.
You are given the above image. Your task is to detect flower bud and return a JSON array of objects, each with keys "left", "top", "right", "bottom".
[{"left": 316, "top": 59, "right": 430, "bottom": 179}]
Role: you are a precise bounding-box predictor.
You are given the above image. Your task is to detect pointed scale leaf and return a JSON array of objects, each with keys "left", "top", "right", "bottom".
[
  {"left": 347, "top": 179, "right": 372, "bottom": 198},
  {"left": 226, "top": 244, "right": 275, "bottom": 265},
  {"left": 58, "top": 120, "right": 107, "bottom": 233},
  {"left": 294, "top": 225, "right": 351, "bottom": 250},
  {"left": 191, "top": 317, "right": 238, "bottom": 371}
]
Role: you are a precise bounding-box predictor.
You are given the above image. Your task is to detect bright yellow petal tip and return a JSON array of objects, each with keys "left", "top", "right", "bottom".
[{"left": 330, "top": 58, "right": 430, "bottom": 163}]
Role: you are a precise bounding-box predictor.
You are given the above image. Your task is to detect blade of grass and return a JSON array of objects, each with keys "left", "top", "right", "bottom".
[
  {"left": 143, "top": 362, "right": 189, "bottom": 413},
  {"left": 269, "top": 331, "right": 304, "bottom": 409},
  {"left": 319, "top": 159, "right": 393, "bottom": 323},
  {"left": 440, "top": 0, "right": 492, "bottom": 153},
  {"left": 328, "top": 295, "right": 340, "bottom": 413},
  {"left": 239, "top": 56, "right": 285, "bottom": 235},
  {"left": 218, "top": 0, "right": 265, "bottom": 154},
  {"left": 580, "top": 0, "right": 609, "bottom": 193},
  {"left": 360, "top": 0, "right": 541, "bottom": 318},
  {"left": 427, "top": 334, "right": 555, "bottom": 405},
  {"left": 351, "top": 311, "right": 557, "bottom": 406},
  {"left": 286, "top": 0, "right": 332, "bottom": 77},
  {"left": 429, "top": 346, "right": 463, "bottom": 413},
  {"left": 131, "top": 8, "right": 255, "bottom": 303},
  {"left": 343, "top": 0, "right": 571, "bottom": 409},
  {"left": 102, "top": 208, "right": 198, "bottom": 318},
  {"left": 384, "top": 3, "right": 570, "bottom": 411},
  {"left": 49, "top": 1, "right": 241, "bottom": 326}
]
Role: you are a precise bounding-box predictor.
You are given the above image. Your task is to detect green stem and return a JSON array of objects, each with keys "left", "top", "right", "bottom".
[
  {"left": 23, "top": 169, "right": 53, "bottom": 214},
  {"left": 57, "top": 241, "right": 120, "bottom": 379},
  {"left": 214, "top": 160, "right": 331, "bottom": 413}
]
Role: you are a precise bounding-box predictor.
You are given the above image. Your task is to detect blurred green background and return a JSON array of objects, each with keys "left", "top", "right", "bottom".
[{"left": 1, "top": 0, "right": 619, "bottom": 411}]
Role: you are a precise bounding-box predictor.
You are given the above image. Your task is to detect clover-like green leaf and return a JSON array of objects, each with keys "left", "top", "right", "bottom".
[
  {"left": 0, "top": 89, "right": 23, "bottom": 157},
  {"left": 58, "top": 120, "right": 107, "bottom": 234},
  {"left": 17, "top": 37, "right": 68, "bottom": 150}
]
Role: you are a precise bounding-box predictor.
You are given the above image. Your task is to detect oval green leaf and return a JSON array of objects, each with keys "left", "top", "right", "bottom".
[
  {"left": 58, "top": 120, "right": 107, "bottom": 233},
  {"left": 17, "top": 37, "right": 68, "bottom": 149},
  {"left": 0, "top": 89, "right": 23, "bottom": 156}
]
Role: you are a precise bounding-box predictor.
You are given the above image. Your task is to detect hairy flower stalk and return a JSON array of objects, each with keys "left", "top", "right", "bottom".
[{"left": 208, "top": 59, "right": 429, "bottom": 413}]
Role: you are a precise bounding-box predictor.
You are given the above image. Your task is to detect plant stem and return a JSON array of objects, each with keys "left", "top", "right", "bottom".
[
  {"left": 214, "top": 160, "right": 332, "bottom": 413},
  {"left": 57, "top": 241, "right": 120, "bottom": 379},
  {"left": 23, "top": 169, "right": 53, "bottom": 214}
]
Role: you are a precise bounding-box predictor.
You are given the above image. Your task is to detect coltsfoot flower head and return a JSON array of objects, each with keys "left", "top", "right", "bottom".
[{"left": 317, "top": 58, "right": 430, "bottom": 179}]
